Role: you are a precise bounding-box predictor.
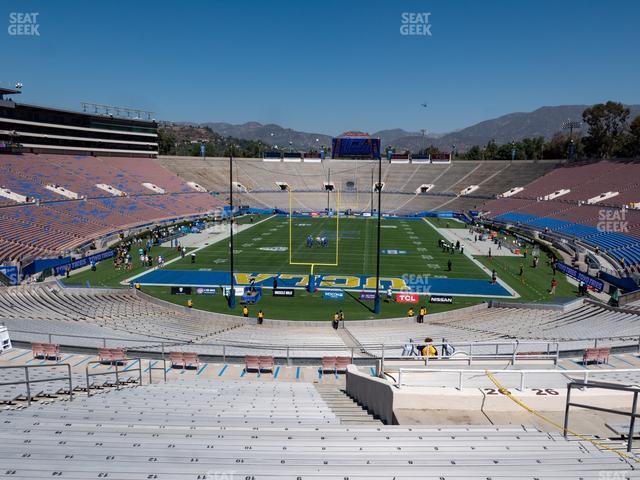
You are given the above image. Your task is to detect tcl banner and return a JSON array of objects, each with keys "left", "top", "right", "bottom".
[{"left": 395, "top": 292, "right": 419, "bottom": 303}]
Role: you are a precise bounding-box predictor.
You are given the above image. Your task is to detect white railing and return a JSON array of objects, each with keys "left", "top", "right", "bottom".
[
  {"left": 363, "top": 341, "right": 561, "bottom": 373},
  {"left": 395, "top": 367, "right": 640, "bottom": 391}
]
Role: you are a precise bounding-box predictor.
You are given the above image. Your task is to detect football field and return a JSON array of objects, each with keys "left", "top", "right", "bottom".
[
  {"left": 162, "top": 215, "right": 486, "bottom": 280},
  {"left": 69, "top": 213, "right": 573, "bottom": 320},
  {"left": 135, "top": 214, "right": 500, "bottom": 320}
]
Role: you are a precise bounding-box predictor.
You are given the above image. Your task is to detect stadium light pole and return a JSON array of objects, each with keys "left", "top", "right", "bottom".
[
  {"left": 373, "top": 154, "right": 382, "bottom": 314},
  {"left": 370, "top": 168, "right": 374, "bottom": 216},
  {"left": 326, "top": 168, "right": 331, "bottom": 212},
  {"left": 562, "top": 120, "right": 582, "bottom": 162},
  {"left": 228, "top": 149, "right": 236, "bottom": 309}
]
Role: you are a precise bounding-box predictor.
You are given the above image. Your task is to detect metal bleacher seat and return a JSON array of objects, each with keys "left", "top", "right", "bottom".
[{"left": 0, "top": 378, "right": 634, "bottom": 478}]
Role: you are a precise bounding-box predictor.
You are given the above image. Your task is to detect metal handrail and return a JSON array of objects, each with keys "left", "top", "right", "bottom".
[
  {"left": 85, "top": 357, "right": 142, "bottom": 397},
  {"left": 564, "top": 380, "right": 640, "bottom": 452},
  {"left": 7, "top": 329, "right": 562, "bottom": 352},
  {"left": 148, "top": 357, "right": 167, "bottom": 384},
  {"left": 362, "top": 340, "right": 560, "bottom": 366},
  {"left": 395, "top": 367, "right": 640, "bottom": 391},
  {"left": 7, "top": 326, "right": 640, "bottom": 362},
  {"left": 0, "top": 363, "right": 73, "bottom": 406}
]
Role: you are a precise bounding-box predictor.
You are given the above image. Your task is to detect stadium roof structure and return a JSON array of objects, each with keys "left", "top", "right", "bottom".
[
  {"left": 0, "top": 87, "right": 21, "bottom": 95},
  {"left": 0, "top": 87, "right": 21, "bottom": 101}
]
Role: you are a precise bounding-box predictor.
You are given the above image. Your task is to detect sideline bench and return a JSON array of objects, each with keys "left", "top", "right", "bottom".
[
  {"left": 98, "top": 348, "right": 127, "bottom": 365},
  {"left": 583, "top": 347, "right": 610, "bottom": 365},
  {"left": 31, "top": 342, "right": 60, "bottom": 361},
  {"left": 168, "top": 351, "right": 201, "bottom": 369},
  {"left": 321, "top": 356, "right": 351, "bottom": 374},
  {"left": 244, "top": 355, "right": 274, "bottom": 374}
]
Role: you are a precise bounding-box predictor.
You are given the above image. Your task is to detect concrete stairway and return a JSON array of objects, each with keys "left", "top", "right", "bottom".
[{"left": 315, "top": 383, "right": 381, "bottom": 425}]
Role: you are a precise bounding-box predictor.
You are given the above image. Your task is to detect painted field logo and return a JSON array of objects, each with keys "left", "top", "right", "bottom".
[
  {"left": 8, "top": 12, "right": 40, "bottom": 36},
  {"left": 400, "top": 12, "right": 432, "bottom": 36},
  {"left": 381, "top": 249, "right": 408, "bottom": 255},
  {"left": 597, "top": 209, "right": 628, "bottom": 233},
  {"left": 258, "top": 246, "right": 288, "bottom": 252}
]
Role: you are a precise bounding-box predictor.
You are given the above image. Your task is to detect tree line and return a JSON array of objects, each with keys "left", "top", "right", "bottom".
[
  {"left": 158, "top": 125, "right": 270, "bottom": 157},
  {"left": 435, "top": 102, "right": 640, "bottom": 160}
]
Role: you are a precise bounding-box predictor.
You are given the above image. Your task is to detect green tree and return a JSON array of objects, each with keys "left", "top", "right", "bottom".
[
  {"left": 157, "top": 129, "right": 177, "bottom": 155},
  {"left": 465, "top": 145, "right": 483, "bottom": 160},
  {"left": 484, "top": 140, "right": 498, "bottom": 160},
  {"left": 521, "top": 137, "right": 544, "bottom": 160},
  {"left": 582, "top": 101, "right": 630, "bottom": 158},
  {"left": 543, "top": 133, "right": 568, "bottom": 159},
  {"left": 627, "top": 116, "right": 640, "bottom": 157}
]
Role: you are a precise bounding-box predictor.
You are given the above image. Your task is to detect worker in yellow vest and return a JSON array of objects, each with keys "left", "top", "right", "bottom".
[
  {"left": 257, "top": 310, "right": 264, "bottom": 325},
  {"left": 243, "top": 305, "right": 249, "bottom": 317},
  {"left": 186, "top": 298, "right": 193, "bottom": 308}
]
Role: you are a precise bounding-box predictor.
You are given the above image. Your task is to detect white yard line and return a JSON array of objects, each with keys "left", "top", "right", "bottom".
[
  {"left": 421, "top": 218, "right": 520, "bottom": 298},
  {"left": 123, "top": 214, "right": 276, "bottom": 285}
]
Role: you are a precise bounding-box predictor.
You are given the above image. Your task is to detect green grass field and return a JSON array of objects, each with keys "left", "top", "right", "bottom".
[
  {"left": 164, "top": 215, "right": 485, "bottom": 279},
  {"left": 63, "top": 246, "right": 189, "bottom": 288},
  {"left": 65, "top": 214, "right": 576, "bottom": 320},
  {"left": 475, "top": 254, "right": 575, "bottom": 303}
]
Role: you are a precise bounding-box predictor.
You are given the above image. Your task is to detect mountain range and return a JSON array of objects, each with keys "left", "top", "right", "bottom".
[{"left": 187, "top": 104, "right": 640, "bottom": 152}]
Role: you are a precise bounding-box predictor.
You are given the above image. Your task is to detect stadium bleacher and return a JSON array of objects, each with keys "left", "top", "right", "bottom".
[
  {"left": 4, "top": 284, "right": 640, "bottom": 357},
  {"left": 0, "top": 376, "right": 635, "bottom": 478},
  {"left": 481, "top": 160, "right": 640, "bottom": 267},
  {"left": 157, "top": 157, "right": 559, "bottom": 214},
  {"left": 0, "top": 153, "right": 224, "bottom": 263}
]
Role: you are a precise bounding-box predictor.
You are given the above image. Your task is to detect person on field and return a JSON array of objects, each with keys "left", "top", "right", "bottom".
[
  {"left": 386, "top": 287, "right": 393, "bottom": 303},
  {"left": 549, "top": 277, "right": 558, "bottom": 294},
  {"left": 417, "top": 306, "right": 427, "bottom": 323},
  {"left": 407, "top": 307, "right": 415, "bottom": 321},
  {"left": 257, "top": 309, "right": 264, "bottom": 325},
  {"left": 243, "top": 305, "right": 249, "bottom": 317}
]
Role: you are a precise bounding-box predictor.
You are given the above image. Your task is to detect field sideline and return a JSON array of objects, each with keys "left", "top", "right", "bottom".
[{"left": 67, "top": 214, "right": 574, "bottom": 320}]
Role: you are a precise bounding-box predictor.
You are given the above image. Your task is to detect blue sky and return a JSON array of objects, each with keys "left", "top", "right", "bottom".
[{"left": 2, "top": 0, "right": 639, "bottom": 135}]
